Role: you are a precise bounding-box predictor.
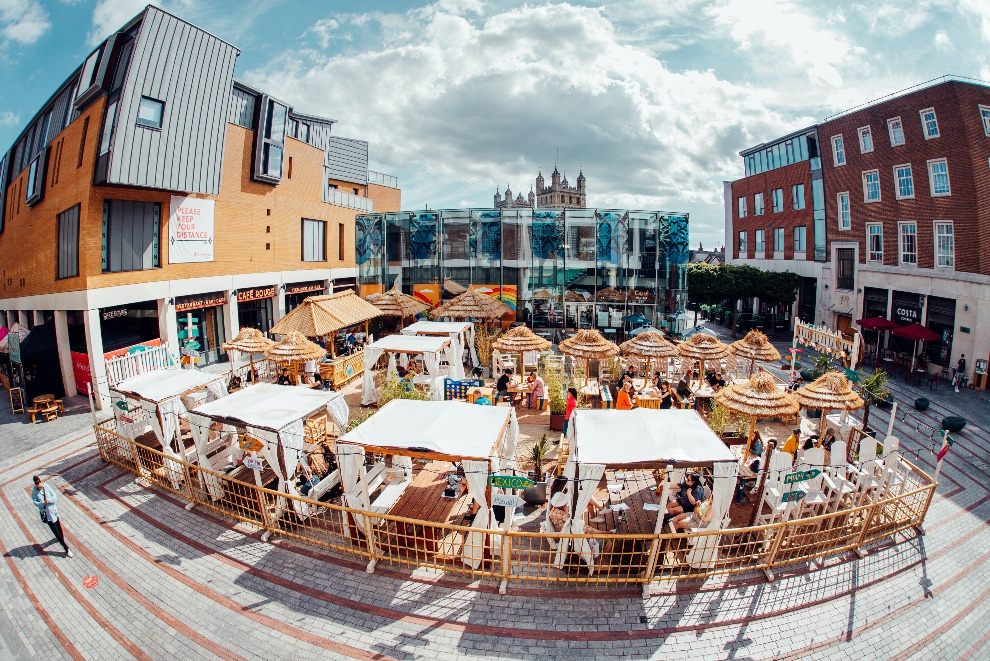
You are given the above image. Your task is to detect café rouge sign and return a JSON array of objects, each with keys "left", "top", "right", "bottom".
[{"left": 488, "top": 474, "right": 535, "bottom": 489}]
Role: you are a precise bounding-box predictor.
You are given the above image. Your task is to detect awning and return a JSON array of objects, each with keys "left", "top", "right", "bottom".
[
  {"left": 111, "top": 368, "right": 225, "bottom": 403},
  {"left": 190, "top": 382, "right": 347, "bottom": 432},
  {"left": 366, "top": 334, "right": 451, "bottom": 354},
  {"left": 571, "top": 408, "right": 736, "bottom": 467},
  {"left": 340, "top": 399, "right": 512, "bottom": 461},
  {"left": 401, "top": 321, "right": 473, "bottom": 336}
]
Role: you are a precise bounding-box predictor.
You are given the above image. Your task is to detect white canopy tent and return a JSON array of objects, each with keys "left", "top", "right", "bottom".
[
  {"left": 554, "top": 408, "right": 739, "bottom": 574},
  {"left": 361, "top": 334, "right": 453, "bottom": 405},
  {"left": 189, "top": 383, "right": 348, "bottom": 517},
  {"left": 338, "top": 400, "right": 519, "bottom": 569},
  {"left": 401, "top": 320, "right": 477, "bottom": 370},
  {"left": 110, "top": 368, "right": 229, "bottom": 490}
]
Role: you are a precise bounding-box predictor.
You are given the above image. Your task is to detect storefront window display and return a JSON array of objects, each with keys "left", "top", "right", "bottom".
[
  {"left": 99, "top": 301, "right": 159, "bottom": 353},
  {"left": 237, "top": 286, "right": 276, "bottom": 335},
  {"left": 175, "top": 292, "right": 228, "bottom": 366},
  {"left": 285, "top": 281, "right": 326, "bottom": 313},
  {"left": 925, "top": 295, "right": 955, "bottom": 366}
]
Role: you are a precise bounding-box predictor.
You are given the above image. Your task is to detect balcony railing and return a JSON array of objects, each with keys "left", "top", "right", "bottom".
[
  {"left": 324, "top": 187, "right": 374, "bottom": 211},
  {"left": 368, "top": 170, "right": 398, "bottom": 188}
]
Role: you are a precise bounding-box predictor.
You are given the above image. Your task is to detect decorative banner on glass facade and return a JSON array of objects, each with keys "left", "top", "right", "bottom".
[
  {"left": 413, "top": 283, "right": 440, "bottom": 307},
  {"left": 595, "top": 211, "right": 629, "bottom": 265},
  {"left": 664, "top": 214, "right": 690, "bottom": 264},
  {"left": 409, "top": 212, "right": 438, "bottom": 261},
  {"left": 530, "top": 211, "right": 563, "bottom": 260},
  {"left": 471, "top": 284, "right": 518, "bottom": 311},
  {"left": 168, "top": 196, "right": 215, "bottom": 263},
  {"left": 355, "top": 215, "right": 383, "bottom": 265}
]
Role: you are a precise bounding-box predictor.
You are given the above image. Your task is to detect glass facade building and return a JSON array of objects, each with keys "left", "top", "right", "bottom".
[{"left": 356, "top": 208, "right": 689, "bottom": 336}]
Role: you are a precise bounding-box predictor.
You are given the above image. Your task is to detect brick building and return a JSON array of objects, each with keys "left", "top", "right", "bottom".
[
  {"left": 0, "top": 6, "right": 399, "bottom": 407},
  {"left": 726, "top": 78, "right": 990, "bottom": 373}
]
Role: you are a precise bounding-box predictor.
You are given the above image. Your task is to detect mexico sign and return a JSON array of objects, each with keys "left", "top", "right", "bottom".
[
  {"left": 784, "top": 469, "right": 821, "bottom": 484},
  {"left": 488, "top": 474, "right": 535, "bottom": 489}
]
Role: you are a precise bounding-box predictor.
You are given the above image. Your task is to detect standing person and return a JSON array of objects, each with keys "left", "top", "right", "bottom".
[
  {"left": 615, "top": 380, "right": 635, "bottom": 410},
  {"left": 658, "top": 380, "right": 674, "bottom": 409},
  {"left": 955, "top": 353, "right": 967, "bottom": 392},
  {"left": 532, "top": 372, "right": 546, "bottom": 410},
  {"left": 31, "top": 476, "right": 72, "bottom": 557},
  {"left": 562, "top": 387, "right": 578, "bottom": 438}
]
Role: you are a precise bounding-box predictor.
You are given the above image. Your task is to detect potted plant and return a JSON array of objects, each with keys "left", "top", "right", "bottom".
[
  {"left": 543, "top": 364, "right": 568, "bottom": 431},
  {"left": 474, "top": 326, "right": 501, "bottom": 378},
  {"left": 522, "top": 434, "right": 550, "bottom": 505},
  {"left": 856, "top": 370, "right": 890, "bottom": 433}
]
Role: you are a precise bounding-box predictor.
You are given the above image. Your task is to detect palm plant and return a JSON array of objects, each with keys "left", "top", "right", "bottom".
[{"left": 857, "top": 370, "right": 890, "bottom": 431}]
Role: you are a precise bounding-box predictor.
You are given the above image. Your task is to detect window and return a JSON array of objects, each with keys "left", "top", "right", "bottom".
[
  {"left": 754, "top": 192, "right": 765, "bottom": 215},
  {"left": 862, "top": 170, "right": 881, "bottom": 203},
  {"left": 837, "top": 192, "right": 851, "bottom": 230},
  {"left": 927, "top": 158, "right": 950, "bottom": 196},
  {"left": 836, "top": 248, "right": 855, "bottom": 290},
  {"left": 737, "top": 197, "right": 747, "bottom": 218},
  {"left": 101, "top": 200, "right": 160, "bottom": 272},
  {"left": 57, "top": 205, "right": 80, "bottom": 279},
  {"left": 773, "top": 227, "right": 784, "bottom": 253},
  {"left": 894, "top": 164, "right": 914, "bottom": 199},
  {"left": 737, "top": 230, "right": 747, "bottom": 254},
  {"left": 25, "top": 154, "right": 46, "bottom": 206},
  {"left": 253, "top": 96, "right": 288, "bottom": 183},
  {"left": 831, "top": 135, "right": 845, "bottom": 166},
  {"left": 981, "top": 105, "right": 990, "bottom": 137},
  {"left": 899, "top": 222, "right": 917, "bottom": 266},
  {"left": 301, "top": 219, "right": 326, "bottom": 262},
  {"left": 99, "top": 101, "right": 117, "bottom": 156},
  {"left": 791, "top": 183, "right": 806, "bottom": 210},
  {"left": 867, "top": 223, "right": 883, "bottom": 262},
  {"left": 934, "top": 221, "right": 954, "bottom": 268},
  {"left": 76, "top": 116, "right": 89, "bottom": 168},
  {"left": 771, "top": 188, "right": 784, "bottom": 213},
  {"left": 920, "top": 107, "right": 939, "bottom": 139},
  {"left": 338, "top": 223, "right": 345, "bottom": 261},
  {"left": 136, "top": 97, "right": 164, "bottom": 129},
  {"left": 793, "top": 226, "right": 806, "bottom": 253},
  {"left": 755, "top": 229, "right": 765, "bottom": 254},
  {"left": 858, "top": 126, "right": 874, "bottom": 153},
  {"left": 888, "top": 117, "right": 905, "bottom": 146}
]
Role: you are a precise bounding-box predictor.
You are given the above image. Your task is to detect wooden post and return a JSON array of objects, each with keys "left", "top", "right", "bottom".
[
  {"left": 330, "top": 331, "right": 337, "bottom": 358},
  {"left": 742, "top": 414, "right": 757, "bottom": 462}
]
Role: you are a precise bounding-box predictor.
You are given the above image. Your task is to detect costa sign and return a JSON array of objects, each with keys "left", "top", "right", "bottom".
[
  {"left": 238, "top": 286, "right": 276, "bottom": 303},
  {"left": 894, "top": 306, "right": 920, "bottom": 324}
]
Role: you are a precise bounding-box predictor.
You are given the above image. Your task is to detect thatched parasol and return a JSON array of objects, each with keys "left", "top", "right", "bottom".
[
  {"left": 492, "top": 325, "right": 552, "bottom": 377},
  {"left": 677, "top": 333, "right": 731, "bottom": 385},
  {"left": 595, "top": 287, "right": 626, "bottom": 302},
  {"left": 793, "top": 371, "right": 864, "bottom": 445},
  {"left": 715, "top": 371, "right": 799, "bottom": 460},
  {"left": 730, "top": 330, "right": 782, "bottom": 376},
  {"left": 222, "top": 327, "right": 275, "bottom": 379},
  {"left": 559, "top": 329, "right": 619, "bottom": 384},
  {"left": 367, "top": 286, "right": 430, "bottom": 321},
  {"left": 620, "top": 330, "right": 678, "bottom": 378},
  {"left": 430, "top": 289, "right": 511, "bottom": 322},
  {"left": 564, "top": 289, "right": 588, "bottom": 302},
  {"left": 270, "top": 290, "right": 382, "bottom": 351},
  {"left": 531, "top": 289, "right": 555, "bottom": 300},
  {"left": 443, "top": 277, "right": 467, "bottom": 295},
  {"left": 264, "top": 332, "right": 326, "bottom": 382}
]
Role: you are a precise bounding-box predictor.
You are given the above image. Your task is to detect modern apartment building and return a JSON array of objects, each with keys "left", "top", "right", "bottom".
[
  {"left": 726, "top": 78, "right": 990, "bottom": 369},
  {"left": 0, "top": 6, "right": 400, "bottom": 406}
]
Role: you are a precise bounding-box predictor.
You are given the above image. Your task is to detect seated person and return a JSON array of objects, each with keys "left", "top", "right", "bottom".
[
  {"left": 471, "top": 366, "right": 484, "bottom": 379},
  {"left": 615, "top": 380, "right": 635, "bottom": 410},
  {"left": 714, "top": 372, "right": 727, "bottom": 390},
  {"left": 676, "top": 378, "right": 691, "bottom": 399},
  {"left": 400, "top": 368, "right": 417, "bottom": 391},
  {"left": 276, "top": 368, "right": 292, "bottom": 385},
  {"left": 472, "top": 389, "right": 491, "bottom": 405},
  {"left": 494, "top": 369, "right": 513, "bottom": 403},
  {"left": 396, "top": 364, "right": 408, "bottom": 378},
  {"left": 658, "top": 380, "right": 675, "bottom": 409},
  {"left": 623, "top": 364, "right": 639, "bottom": 385},
  {"left": 788, "top": 373, "right": 803, "bottom": 391},
  {"left": 782, "top": 428, "right": 800, "bottom": 463},
  {"left": 664, "top": 472, "right": 706, "bottom": 527},
  {"left": 705, "top": 370, "right": 718, "bottom": 387}
]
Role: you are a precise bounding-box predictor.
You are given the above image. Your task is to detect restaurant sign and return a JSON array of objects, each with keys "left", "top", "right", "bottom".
[
  {"left": 238, "top": 285, "right": 276, "bottom": 303},
  {"left": 286, "top": 281, "right": 325, "bottom": 296},
  {"left": 488, "top": 474, "right": 535, "bottom": 489},
  {"left": 175, "top": 292, "right": 227, "bottom": 313},
  {"left": 492, "top": 493, "right": 524, "bottom": 508},
  {"left": 781, "top": 490, "right": 807, "bottom": 502},
  {"left": 784, "top": 469, "right": 820, "bottom": 484}
]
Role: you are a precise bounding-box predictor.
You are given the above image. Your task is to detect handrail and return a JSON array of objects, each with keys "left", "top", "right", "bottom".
[{"left": 93, "top": 418, "right": 935, "bottom": 590}]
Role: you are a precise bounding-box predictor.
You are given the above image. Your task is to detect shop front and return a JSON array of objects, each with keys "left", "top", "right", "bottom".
[
  {"left": 175, "top": 292, "right": 228, "bottom": 366},
  {"left": 100, "top": 301, "right": 160, "bottom": 354},
  {"left": 925, "top": 295, "right": 955, "bottom": 367},
  {"left": 285, "top": 281, "right": 326, "bottom": 313},
  {"left": 237, "top": 285, "right": 276, "bottom": 334},
  {"left": 891, "top": 290, "right": 925, "bottom": 354}
]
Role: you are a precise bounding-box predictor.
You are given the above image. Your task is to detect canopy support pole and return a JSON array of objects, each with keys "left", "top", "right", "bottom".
[
  {"left": 742, "top": 414, "right": 757, "bottom": 462},
  {"left": 330, "top": 331, "right": 337, "bottom": 358}
]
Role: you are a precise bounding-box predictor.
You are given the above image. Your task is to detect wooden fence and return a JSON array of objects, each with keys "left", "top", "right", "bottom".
[{"left": 93, "top": 419, "right": 935, "bottom": 592}]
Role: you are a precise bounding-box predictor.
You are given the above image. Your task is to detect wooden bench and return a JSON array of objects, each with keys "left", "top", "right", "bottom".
[{"left": 369, "top": 480, "right": 410, "bottom": 515}]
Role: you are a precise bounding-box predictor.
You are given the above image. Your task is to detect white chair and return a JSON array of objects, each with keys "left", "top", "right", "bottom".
[
  {"left": 876, "top": 436, "right": 907, "bottom": 496},
  {"left": 755, "top": 450, "right": 794, "bottom": 525},
  {"left": 797, "top": 447, "right": 829, "bottom": 513},
  {"left": 822, "top": 440, "right": 857, "bottom": 512},
  {"left": 850, "top": 436, "right": 882, "bottom": 504}
]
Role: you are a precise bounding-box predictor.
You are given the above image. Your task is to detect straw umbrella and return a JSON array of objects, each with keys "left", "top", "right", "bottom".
[
  {"left": 492, "top": 325, "right": 552, "bottom": 378},
  {"left": 222, "top": 327, "right": 275, "bottom": 381},
  {"left": 558, "top": 329, "right": 619, "bottom": 385},
  {"left": 595, "top": 287, "right": 626, "bottom": 303},
  {"left": 714, "top": 371, "right": 799, "bottom": 461},
  {"left": 677, "top": 333, "right": 731, "bottom": 386},
  {"left": 793, "top": 371, "right": 864, "bottom": 445},
  {"left": 443, "top": 277, "right": 467, "bottom": 295},
  {"left": 264, "top": 332, "right": 327, "bottom": 384},
  {"left": 730, "top": 330, "right": 782, "bottom": 376},
  {"left": 366, "top": 286, "right": 430, "bottom": 324},
  {"left": 619, "top": 330, "right": 678, "bottom": 380},
  {"left": 430, "top": 289, "right": 511, "bottom": 324}
]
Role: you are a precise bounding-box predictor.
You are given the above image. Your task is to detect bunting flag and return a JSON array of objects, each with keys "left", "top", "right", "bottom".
[{"left": 936, "top": 436, "right": 954, "bottom": 462}]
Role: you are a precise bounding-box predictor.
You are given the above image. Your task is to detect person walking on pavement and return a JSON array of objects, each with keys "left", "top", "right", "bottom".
[
  {"left": 31, "top": 475, "right": 72, "bottom": 557},
  {"left": 955, "top": 354, "right": 967, "bottom": 392}
]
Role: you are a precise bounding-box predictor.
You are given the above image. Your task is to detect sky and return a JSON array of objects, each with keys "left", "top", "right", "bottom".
[{"left": 1, "top": 0, "right": 989, "bottom": 249}]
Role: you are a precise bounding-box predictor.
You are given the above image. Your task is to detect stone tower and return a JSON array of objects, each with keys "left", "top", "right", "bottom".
[{"left": 536, "top": 166, "right": 586, "bottom": 208}]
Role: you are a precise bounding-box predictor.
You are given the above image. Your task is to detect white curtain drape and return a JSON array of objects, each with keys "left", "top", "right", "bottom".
[
  {"left": 467, "top": 326, "right": 479, "bottom": 367},
  {"left": 445, "top": 338, "right": 464, "bottom": 380},
  {"left": 253, "top": 422, "right": 308, "bottom": 519},
  {"left": 423, "top": 350, "right": 440, "bottom": 376},
  {"left": 386, "top": 353, "right": 398, "bottom": 379},
  {"left": 500, "top": 409, "right": 520, "bottom": 471},
  {"left": 429, "top": 376, "right": 445, "bottom": 400},
  {"left": 362, "top": 345, "right": 385, "bottom": 405},
  {"left": 326, "top": 397, "right": 349, "bottom": 431},
  {"left": 399, "top": 353, "right": 409, "bottom": 369},
  {"left": 686, "top": 461, "right": 738, "bottom": 569},
  {"left": 569, "top": 463, "right": 606, "bottom": 574},
  {"left": 337, "top": 444, "right": 373, "bottom": 539},
  {"left": 549, "top": 453, "right": 578, "bottom": 558},
  {"left": 137, "top": 398, "right": 184, "bottom": 489},
  {"left": 185, "top": 412, "right": 225, "bottom": 501},
  {"left": 205, "top": 380, "right": 228, "bottom": 402},
  {"left": 462, "top": 459, "right": 491, "bottom": 569}
]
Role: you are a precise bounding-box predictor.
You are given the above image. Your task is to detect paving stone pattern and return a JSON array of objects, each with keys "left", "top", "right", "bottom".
[{"left": 1, "top": 330, "right": 989, "bottom": 659}]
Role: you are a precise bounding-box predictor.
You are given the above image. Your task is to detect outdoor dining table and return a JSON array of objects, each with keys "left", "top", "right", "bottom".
[
  {"left": 596, "top": 469, "right": 663, "bottom": 534},
  {"left": 387, "top": 461, "right": 472, "bottom": 557},
  {"left": 33, "top": 394, "right": 55, "bottom": 405}
]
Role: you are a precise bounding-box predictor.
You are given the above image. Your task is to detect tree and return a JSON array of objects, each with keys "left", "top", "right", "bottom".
[
  {"left": 687, "top": 263, "right": 730, "bottom": 326},
  {"left": 687, "top": 264, "right": 801, "bottom": 337}
]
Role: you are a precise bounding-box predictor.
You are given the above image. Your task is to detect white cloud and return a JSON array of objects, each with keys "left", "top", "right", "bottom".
[
  {"left": 960, "top": 0, "right": 990, "bottom": 43},
  {"left": 934, "top": 29, "right": 951, "bottom": 50},
  {"left": 89, "top": 0, "right": 154, "bottom": 45},
  {"left": 0, "top": 110, "right": 19, "bottom": 126},
  {"left": 310, "top": 18, "right": 339, "bottom": 49},
  {"left": 0, "top": 0, "right": 50, "bottom": 45}
]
